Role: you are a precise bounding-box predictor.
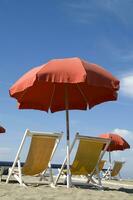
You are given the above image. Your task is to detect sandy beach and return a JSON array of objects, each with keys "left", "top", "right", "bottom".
[{"left": 0, "top": 176, "right": 133, "bottom": 200}]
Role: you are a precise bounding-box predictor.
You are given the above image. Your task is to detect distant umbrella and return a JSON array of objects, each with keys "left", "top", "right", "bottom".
[
  {"left": 99, "top": 133, "right": 130, "bottom": 163},
  {"left": 0, "top": 126, "right": 6, "bottom": 133},
  {"left": 99, "top": 133, "right": 130, "bottom": 151}
]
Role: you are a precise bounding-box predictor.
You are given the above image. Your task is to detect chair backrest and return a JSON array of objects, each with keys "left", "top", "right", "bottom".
[
  {"left": 22, "top": 131, "right": 62, "bottom": 175},
  {"left": 111, "top": 161, "right": 125, "bottom": 177},
  {"left": 70, "top": 136, "right": 110, "bottom": 175}
]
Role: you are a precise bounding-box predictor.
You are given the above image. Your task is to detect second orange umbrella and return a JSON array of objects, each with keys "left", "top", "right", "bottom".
[
  {"left": 99, "top": 133, "right": 130, "bottom": 151},
  {"left": 99, "top": 133, "right": 130, "bottom": 164}
]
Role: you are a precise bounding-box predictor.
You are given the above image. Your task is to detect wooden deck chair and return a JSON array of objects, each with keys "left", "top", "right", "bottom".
[
  {"left": 103, "top": 161, "right": 125, "bottom": 180},
  {"left": 54, "top": 133, "right": 110, "bottom": 189},
  {"left": 93, "top": 160, "right": 106, "bottom": 174},
  {"left": 111, "top": 161, "right": 125, "bottom": 179},
  {"left": 6, "top": 129, "right": 62, "bottom": 186},
  {"left": 91, "top": 160, "right": 106, "bottom": 183}
]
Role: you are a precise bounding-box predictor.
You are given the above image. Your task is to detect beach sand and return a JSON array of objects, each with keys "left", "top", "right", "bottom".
[{"left": 0, "top": 176, "right": 133, "bottom": 200}]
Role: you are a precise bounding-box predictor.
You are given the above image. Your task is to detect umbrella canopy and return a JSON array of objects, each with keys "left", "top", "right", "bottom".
[
  {"left": 10, "top": 57, "right": 119, "bottom": 112},
  {"left": 9, "top": 57, "right": 120, "bottom": 187},
  {"left": 99, "top": 133, "right": 130, "bottom": 151},
  {"left": 0, "top": 125, "right": 6, "bottom": 133}
]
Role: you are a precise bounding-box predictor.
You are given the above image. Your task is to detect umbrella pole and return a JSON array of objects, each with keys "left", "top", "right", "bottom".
[
  {"left": 109, "top": 151, "right": 112, "bottom": 179},
  {"left": 65, "top": 86, "right": 71, "bottom": 188},
  {"left": 109, "top": 151, "right": 111, "bottom": 164}
]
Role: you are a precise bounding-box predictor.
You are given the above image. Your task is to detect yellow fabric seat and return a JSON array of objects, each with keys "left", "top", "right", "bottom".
[
  {"left": 70, "top": 139, "right": 105, "bottom": 175},
  {"left": 63, "top": 159, "right": 106, "bottom": 176},
  {"left": 111, "top": 161, "right": 125, "bottom": 177},
  {"left": 22, "top": 135, "right": 57, "bottom": 175}
]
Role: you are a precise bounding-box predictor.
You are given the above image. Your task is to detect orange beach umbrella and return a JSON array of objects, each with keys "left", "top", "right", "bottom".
[
  {"left": 9, "top": 57, "right": 120, "bottom": 187},
  {"left": 99, "top": 133, "right": 130, "bottom": 152},
  {"left": 99, "top": 133, "right": 130, "bottom": 163}
]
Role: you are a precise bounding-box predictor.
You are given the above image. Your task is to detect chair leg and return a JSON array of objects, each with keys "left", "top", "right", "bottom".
[
  {"left": 6, "top": 130, "right": 28, "bottom": 184},
  {"left": 49, "top": 167, "right": 54, "bottom": 184},
  {"left": 17, "top": 159, "right": 23, "bottom": 186},
  {"left": 0, "top": 167, "right": 4, "bottom": 182},
  {"left": 39, "top": 169, "right": 48, "bottom": 181}
]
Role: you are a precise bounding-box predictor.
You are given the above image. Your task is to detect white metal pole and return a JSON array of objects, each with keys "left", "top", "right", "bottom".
[
  {"left": 65, "top": 85, "right": 71, "bottom": 188},
  {"left": 109, "top": 151, "right": 111, "bottom": 164},
  {"left": 54, "top": 133, "right": 78, "bottom": 186}
]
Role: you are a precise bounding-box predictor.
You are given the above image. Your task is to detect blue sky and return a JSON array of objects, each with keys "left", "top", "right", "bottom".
[{"left": 0, "top": 0, "right": 133, "bottom": 179}]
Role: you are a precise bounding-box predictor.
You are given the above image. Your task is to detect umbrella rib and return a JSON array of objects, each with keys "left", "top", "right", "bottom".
[
  {"left": 49, "top": 84, "right": 56, "bottom": 110},
  {"left": 76, "top": 83, "right": 88, "bottom": 105}
]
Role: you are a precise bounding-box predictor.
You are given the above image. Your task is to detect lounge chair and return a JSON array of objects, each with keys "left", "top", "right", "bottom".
[
  {"left": 94, "top": 160, "right": 106, "bottom": 174},
  {"left": 6, "top": 129, "right": 62, "bottom": 186},
  {"left": 54, "top": 133, "right": 110, "bottom": 189},
  {"left": 103, "top": 161, "right": 125, "bottom": 180}
]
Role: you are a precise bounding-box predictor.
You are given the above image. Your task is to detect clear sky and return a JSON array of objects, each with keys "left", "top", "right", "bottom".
[{"left": 0, "top": 0, "right": 133, "bottom": 179}]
